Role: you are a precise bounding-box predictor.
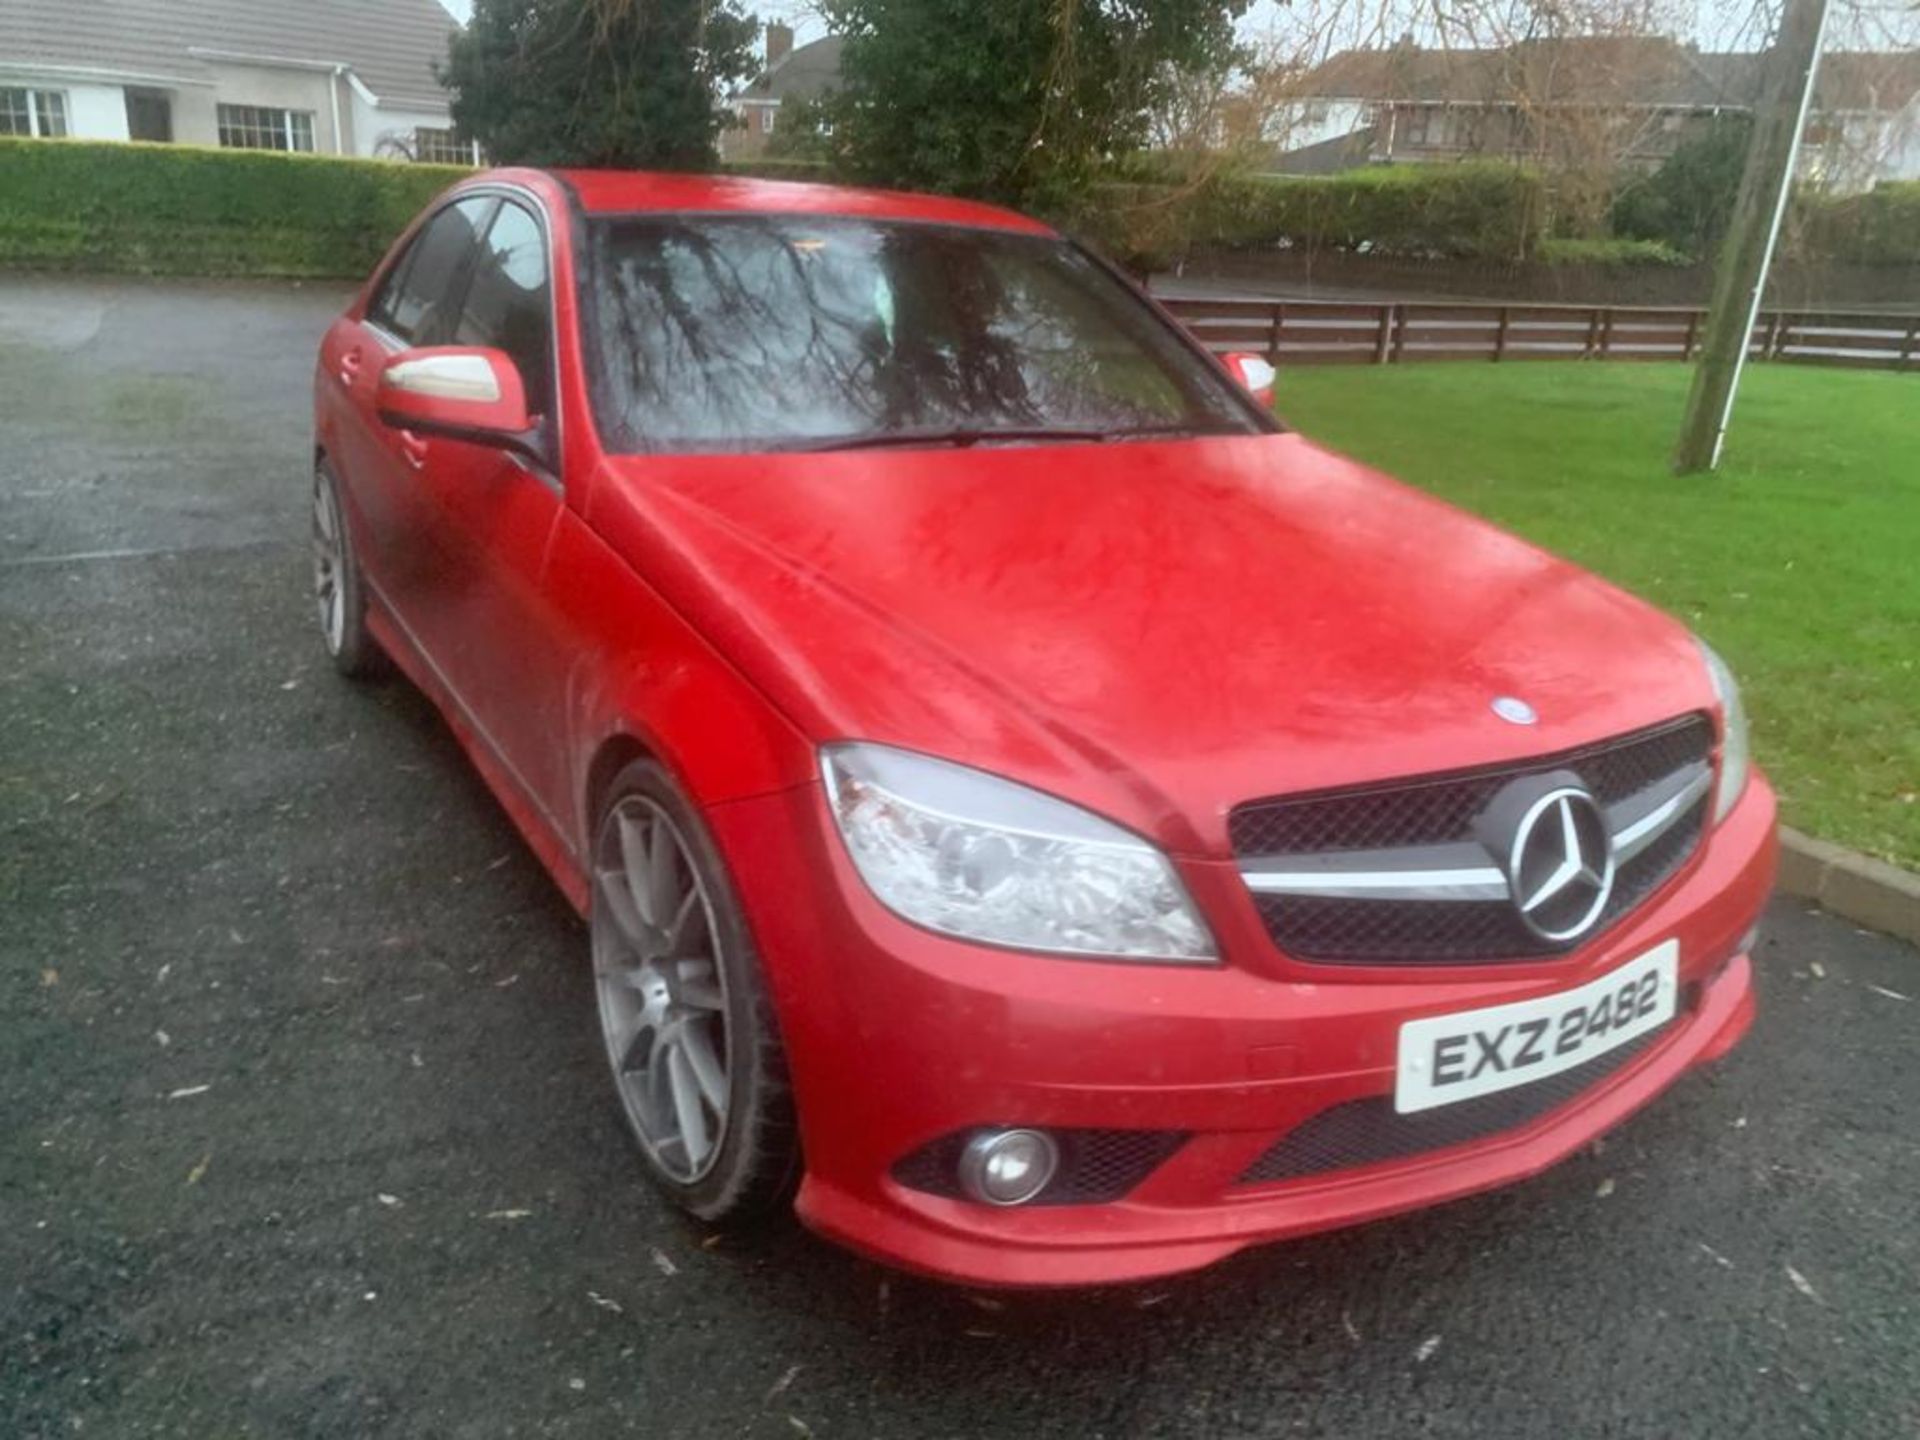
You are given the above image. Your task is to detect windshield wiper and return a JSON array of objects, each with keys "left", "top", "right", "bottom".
[{"left": 792, "top": 426, "right": 1117, "bottom": 453}]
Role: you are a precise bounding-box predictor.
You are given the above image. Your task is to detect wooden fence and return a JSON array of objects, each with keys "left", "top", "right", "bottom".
[{"left": 1161, "top": 296, "right": 1920, "bottom": 372}]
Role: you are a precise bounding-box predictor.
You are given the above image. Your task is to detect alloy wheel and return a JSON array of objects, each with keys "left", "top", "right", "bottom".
[
  {"left": 311, "top": 476, "right": 346, "bottom": 655},
  {"left": 592, "top": 795, "right": 733, "bottom": 1183}
]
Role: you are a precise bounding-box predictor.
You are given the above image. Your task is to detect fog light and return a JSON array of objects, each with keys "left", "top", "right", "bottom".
[{"left": 957, "top": 1128, "right": 1059, "bottom": 1206}]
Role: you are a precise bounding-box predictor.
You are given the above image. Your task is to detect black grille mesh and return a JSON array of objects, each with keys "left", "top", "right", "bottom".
[
  {"left": 1230, "top": 715, "right": 1712, "bottom": 855},
  {"left": 1238, "top": 1023, "right": 1671, "bottom": 1186},
  {"left": 893, "top": 1129, "right": 1186, "bottom": 1206},
  {"left": 1231, "top": 715, "right": 1715, "bottom": 964}
]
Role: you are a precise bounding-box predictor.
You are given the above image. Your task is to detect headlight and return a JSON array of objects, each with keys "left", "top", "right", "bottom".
[
  {"left": 1697, "top": 639, "right": 1750, "bottom": 823},
  {"left": 819, "top": 743, "right": 1217, "bottom": 962}
]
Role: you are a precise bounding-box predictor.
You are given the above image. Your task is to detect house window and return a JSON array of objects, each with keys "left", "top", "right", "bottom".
[
  {"left": 0, "top": 88, "right": 69, "bottom": 138},
  {"left": 125, "top": 87, "right": 173, "bottom": 143},
  {"left": 413, "top": 126, "right": 471, "bottom": 165},
  {"left": 760, "top": 106, "right": 776, "bottom": 134},
  {"left": 216, "top": 104, "right": 314, "bottom": 152},
  {"left": 1401, "top": 107, "right": 1432, "bottom": 146}
]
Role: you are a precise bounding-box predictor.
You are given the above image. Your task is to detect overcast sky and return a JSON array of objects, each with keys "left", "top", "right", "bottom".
[{"left": 432, "top": 2, "right": 1906, "bottom": 57}]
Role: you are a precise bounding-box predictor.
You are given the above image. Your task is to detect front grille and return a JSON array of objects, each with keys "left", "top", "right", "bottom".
[
  {"left": 1238, "top": 1022, "right": 1671, "bottom": 1186},
  {"left": 892, "top": 1129, "right": 1186, "bottom": 1206},
  {"left": 1231, "top": 715, "right": 1715, "bottom": 964}
]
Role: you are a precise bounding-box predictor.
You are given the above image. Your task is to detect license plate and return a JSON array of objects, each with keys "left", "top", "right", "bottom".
[{"left": 1394, "top": 940, "right": 1678, "bottom": 1115}]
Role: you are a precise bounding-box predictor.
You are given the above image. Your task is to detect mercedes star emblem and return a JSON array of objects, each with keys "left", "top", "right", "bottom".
[
  {"left": 1507, "top": 786, "right": 1616, "bottom": 943},
  {"left": 1491, "top": 695, "right": 1539, "bottom": 726}
]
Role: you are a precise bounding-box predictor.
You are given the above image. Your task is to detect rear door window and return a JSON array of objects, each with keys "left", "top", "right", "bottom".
[{"left": 368, "top": 197, "right": 495, "bottom": 346}]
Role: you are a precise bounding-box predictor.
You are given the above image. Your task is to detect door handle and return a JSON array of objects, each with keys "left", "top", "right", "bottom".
[
  {"left": 337, "top": 349, "right": 363, "bottom": 386},
  {"left": 398, "top": 430, "right": 429, "bottom": 470}
]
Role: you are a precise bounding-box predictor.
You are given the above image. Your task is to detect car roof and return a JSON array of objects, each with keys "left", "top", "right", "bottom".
[{"left": 514, "top": 167, "right": 1056, "bottom": 237}]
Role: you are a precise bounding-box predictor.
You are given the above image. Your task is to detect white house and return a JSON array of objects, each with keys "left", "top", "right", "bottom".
[
  {"left": 0, "top": 0, "right": 470, "bottom": 161},
  {"left": 1267, "top": 40, "right": 1920, "bottom": 192}
]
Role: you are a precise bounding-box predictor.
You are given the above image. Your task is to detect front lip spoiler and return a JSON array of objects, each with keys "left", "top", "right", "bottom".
[{"left": 791, "top": 949, "right": 1757, "bottom": 1289}]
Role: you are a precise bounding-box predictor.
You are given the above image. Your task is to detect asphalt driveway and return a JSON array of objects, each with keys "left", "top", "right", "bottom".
[{"left": 2, "top": 274, "right": 1917, "bottom": 1440}]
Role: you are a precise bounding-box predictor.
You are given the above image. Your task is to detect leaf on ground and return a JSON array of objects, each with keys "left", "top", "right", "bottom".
[
  {"left": 167, "top": 1084, "right": 210, "bottom": 1100},
  {"left": 1866, "top": 984, "right": 1911, "bottom": 1002},
  {"left": 650, "top": 1247, "right": 678, "bottom": 1277},
  {"left": 1697, "top": 1242, "right": 1734, "bottom": 1269},
  {"left": 1596, "top": 1178, "right": 1616, "bottom": 1198},
  {"left": 1342, "top": 1310, "right": 1362, "bottom": 1343},
  {"left": 377, "top": 1193, "right": 402, "bottom": 1208},
  {"left": 185, "top": 1152, "right": 211, "bottom": 1186},
  {"left": 788, "top": 1418, "right": 814, "bottom": 1438},
  {"left": 764, "top": 1364, "right": 802, "bottom": 1403},
  {"left": 1785, "top": 1264, "right": 1820, "bottom": 1301},
  {"left": 1415, "top": 1335, "right": 1441, "bottom": 1363},
  {"left": 485, "top": 1208, "right": 533, "bottom": 1221},
  {"left": 40, "top": 968, "right": 58, "bottom": 987},
  {"left": 587, "top": 1290, "right": 624, "bottom": 1314},
  {"left": 1809, "top": 961, "right": 1826, "bottom": 979}
]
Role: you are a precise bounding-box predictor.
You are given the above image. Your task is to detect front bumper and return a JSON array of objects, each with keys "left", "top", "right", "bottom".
[{"left": 709, "top": 774, "right": 1777, "bottom": 1288}]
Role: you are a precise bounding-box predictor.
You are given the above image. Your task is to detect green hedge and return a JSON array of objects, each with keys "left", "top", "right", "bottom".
[
  {"left": 1065, "top": 162, "right": 1544, "bottom": 271},
  {"left": 0, "top": 138, "right": 471, "bottom": 278},
  {"left": 1794, "top": 182, "right": 1920, "bottom": 266},
  {"left": 1537, "top": 236, "right": 1689, "bottom": 267}
]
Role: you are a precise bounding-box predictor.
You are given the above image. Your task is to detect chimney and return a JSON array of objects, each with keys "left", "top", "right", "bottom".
[{"left": 767, "top": 22, "right": 794, "bottom": 69}]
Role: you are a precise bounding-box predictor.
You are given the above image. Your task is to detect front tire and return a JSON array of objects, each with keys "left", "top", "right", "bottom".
[
  {"left": 310, "top": 459, "right": 383, "bottom": 679},
  {"left": 590, "top": 760, "right": 800, "bottom": 1224}
]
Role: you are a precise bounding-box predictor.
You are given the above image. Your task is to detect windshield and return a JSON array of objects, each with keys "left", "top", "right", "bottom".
[{"left": 580, "top": 216, "right": 1269, "bottom": 454}]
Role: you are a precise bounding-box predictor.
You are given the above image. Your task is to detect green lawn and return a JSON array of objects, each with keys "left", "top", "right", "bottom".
[{"left": 1275, "top": 360, "right": 1920, "bottom": 870}]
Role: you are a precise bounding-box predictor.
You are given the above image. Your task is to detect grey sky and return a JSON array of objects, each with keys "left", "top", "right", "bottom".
[{"left": 432, "top": 2, "right": 1906, "bottom": 56}]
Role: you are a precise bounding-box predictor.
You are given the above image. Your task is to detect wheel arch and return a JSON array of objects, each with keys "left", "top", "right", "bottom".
[{"left": 583, "top": 731, "right": 658, "bottom": 845}]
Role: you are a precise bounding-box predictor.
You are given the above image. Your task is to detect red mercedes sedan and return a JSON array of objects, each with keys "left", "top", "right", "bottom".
[{"left": 311, "top": 168, "right": 1777, "bottom": 1286}]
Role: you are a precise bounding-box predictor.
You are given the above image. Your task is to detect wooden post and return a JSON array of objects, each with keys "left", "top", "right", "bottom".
[
  {"left": 1764, "top": 312, "right": 1785, "bottom": 359},
  {"left": 1585, "top": 308, "right": 1603, "bottom": 358},
  {"left": 1374, "top": 304, "right": 1393, "bottom": 364},
  {"left": 1390, "top": 304, "right": 1409, "bottom": 363},
  {"left": 1675, "top": 0, "right": 1831, "bottom": 472},
  {"left": 1599, "top": 307, "right": 1616, "bottom": 358},
  {"left": 1901, "top": 319, "right": 1918, "bottom": 372},
  {"left": 1494, "top": 306, "right": 1510, "bottom": 362},
  {"left": 1682, "top": 311, "right": 1700, "bottom": 361},
  {"left": 1268, "top": 303, "right": 1285, "bottom": 365}
]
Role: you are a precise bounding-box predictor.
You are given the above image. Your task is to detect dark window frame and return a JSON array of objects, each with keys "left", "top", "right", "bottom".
[
  {"left": 446, "top": 197, "right": 557, "bottom": 422},
  {"left": 366, "top": 196, "right": 499, "bottom": 346},
  {"left": 365, "top": 184, "right": 566, "bottom": 481}
]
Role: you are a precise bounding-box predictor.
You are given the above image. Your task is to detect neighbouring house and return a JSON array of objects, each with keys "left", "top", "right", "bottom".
[
  {"left": 722, "top": 24, "right": 844, "bottom": 161},
  {"left": 0, "top": 0, "right": 468, "bottom": 161},
  {"left": 1270, "top": 38, "right": 1920, "bottom": 191}
]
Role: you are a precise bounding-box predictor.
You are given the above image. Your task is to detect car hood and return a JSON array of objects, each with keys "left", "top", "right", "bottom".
[{"left": 597, "top": 433, "right": 1712, "bottom": 856}]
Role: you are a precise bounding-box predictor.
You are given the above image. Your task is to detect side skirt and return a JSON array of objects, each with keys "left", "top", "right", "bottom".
[{"left": 363, "top": 600, "right": 592, "bottom": 918}]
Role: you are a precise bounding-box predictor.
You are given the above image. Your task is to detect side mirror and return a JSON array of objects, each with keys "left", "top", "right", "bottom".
[
  {"left": 376, "top": 347, "right": 535, "bottom": 454},
  {"left": 1221, "top": 350, "right": 1277, "bottom": 408}
]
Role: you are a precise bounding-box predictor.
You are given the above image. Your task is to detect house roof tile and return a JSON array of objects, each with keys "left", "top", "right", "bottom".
[{"left": 0, "top": 0, "right": 457, "bottom": 110}]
